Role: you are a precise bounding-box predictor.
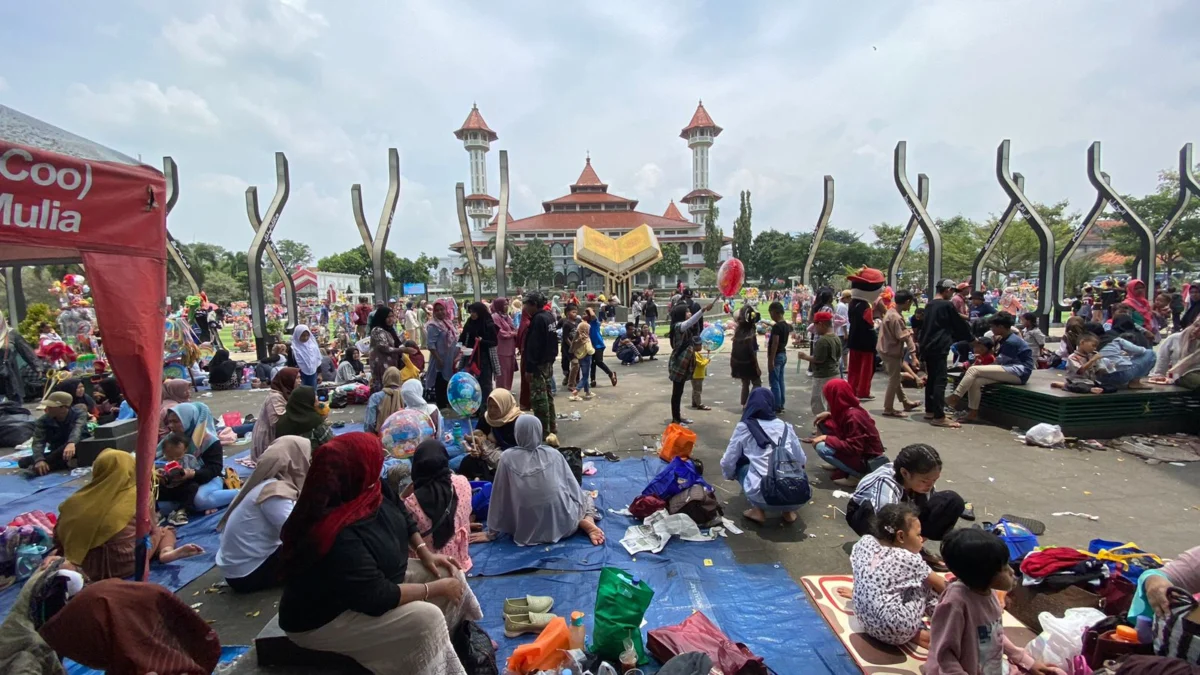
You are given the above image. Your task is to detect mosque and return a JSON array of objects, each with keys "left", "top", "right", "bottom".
[{"left": 444, "top": 102, "right": 731, "bottom": 292}]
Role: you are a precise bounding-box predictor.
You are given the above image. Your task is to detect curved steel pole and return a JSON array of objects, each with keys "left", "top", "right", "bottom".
[
  {"left": 162, "top": 157, "right": 201, "bottom": 298},
  {"left": 893, "top": 142, "right": 942, "bottom": 299},
  {"left": 1053, "top": 171, "right": 1108, "bottom": 322},
  {"left": 456, "top": 183, "right": 483, "bottom": 301},
  {"left": 994, "top": 140, "right": 1055, "bottom": 331},
  {"left": 246, "top": 152, "right": 292, "bottom": 360},
  {"left": 495, "top": 151, "right": 510, "bottom": 297},
  {"left": 352, "top": 148, "right": 400, "bottom": 303},
  {"left": 1138, "top": 143, "right": 1199, "bottom": 279},
  {"left": 4, "top": 266, "right": 24, "bottom": 323},
  {"left": 801, "top": 176, "right": 834, "bottom": 288},
  {"left": 887, "top": 170, "right": 929, "bottom": 290},
  {"left": 971, "top": 173, "right": 1022, "bottom": 292},
  {"left": 1088, "top": 142, "right": 1154, "bottom": 290}
]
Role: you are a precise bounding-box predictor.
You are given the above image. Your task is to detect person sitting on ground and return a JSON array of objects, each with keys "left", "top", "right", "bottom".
[
  {"left": 927, "top": 529, "right": 1064, "bottom": 675},
  {"left": 729, "top": 306, "right": 763, "bottom": 407},
  {"left": 946, "top": 312, "right": 1033, "bottom": 422},
  {"left": 365, "top": 366, "right": 405, "bottom": 435},
  {"left": 964, "top": 336, "right": 995, "bottom": 371},
  {"left": 55, "top": 449, "right": 204, "bottom": 580},
  {"left": 277, "top": 432, "right": 480, "bottom": 675},
  {"left": 1149, "top": 321, "right": 1200, "bottom": 389},
  {"left": 55, "top": 378, "right": 96, "bottom": 417},
  {"left": 315, "top": 348, "right": 338, "bottom": 384},
  {"left": 807, "top": 379, "right": 884, "bottom": 488},
  {"left": 336, "top": 347, "right": 367, "bottom": 385},
  {"left": 846, "top": 444, "right": 965, "bottom": 572},
  {"left": 720, "top": 387, "right": 808, "bottom": 525},
  {"left": 402, "top": 440, "right": 477, "bottom": 573},
  {"left": 487, "top": 415, "right": 605, "bottom": 546},
  {"left": 206, "top": 349, "right": 241, "bottom": 391},
  {"left": 847, "top": 503, "right": 947, "bottom": 648},
  {"left": 157, "top": 378, "right": 192, "bottom": 441},
  {"left": 250, "top": 367, "right": 299, "bottom": 462},
  {"left": 402, "top": 378, "right": 443, "bottom": 438},
  {"left": 20, "top": 391, "right": 89, "bottom": 475},
  {"left": 456, "top": 388, "right": 521, "bottom": 481},
  {"left": 216, "top": 436, "right": 311, "bottom": 593},
  {"left": 253, "top": 343, "right": 289, "bottom": 386},
  {"left": 157, "top": 402, "right": 239, "bottom": 516},
  {"left": 615, "top": 323, "right": 640, "bottom": 365},
  {"left": 274, "top": 385, "right": 334, "bottom": 450}
]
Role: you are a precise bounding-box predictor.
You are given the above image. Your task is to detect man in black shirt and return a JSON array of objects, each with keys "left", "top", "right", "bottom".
[
  {"left": 920, "top": 280, "right": 973, "bottom": 428},
  {"left": 522, "top": 292, "right": 558, "bottom": 437}
]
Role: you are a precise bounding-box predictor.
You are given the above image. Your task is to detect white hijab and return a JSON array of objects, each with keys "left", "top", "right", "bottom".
[
  {"left": 291, "top": 324, "right": 321, "bottom": 375},
  {"left": 401, "top": 379, "right": 441, "bottom": 436},
  {"left": 485, "top": 415, "right": 586, "bottom": 546}
]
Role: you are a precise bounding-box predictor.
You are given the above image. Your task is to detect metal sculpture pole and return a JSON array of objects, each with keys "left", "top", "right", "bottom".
[
  {"left": 495, "top": 150, "right": 511, "bottom": 298},
  {"left": 1137, "top": 143, "right": 1200, "bottom": 279},
  {"left": 246, "top": 152, "right": 292, "bottom": 360},
  {"left": 1053, "top": 171, "right": 1109, "bottom": 322},
  {"left": 455, "top": 183, "right": 483, "bottom": 302},
  {"left": 352, "top": 148, "right": 400, "bottom": 304},
  {"left": 893, "top": 142, "right": 941, "bottom": 298},
  {"left": 887, "top": 169, "right": 930, "bottom": 291},
  {"left": 993, "top": 140, "right": 1055, "bottom": 331},
  {"left": 162, "top": 157, "right": 201, "bottom": 298},
  {"left": 4, "top": 267, "right": 24, "bottom": 323},
  {"left": 971, "top": 173, "right": 1023, "bottom": 292},
  {"left": 801, "top": 176, "right": 834, "bottom": 288},
  {"left": 1088, "top": 142, "right": 1155, "bottom": 290}
]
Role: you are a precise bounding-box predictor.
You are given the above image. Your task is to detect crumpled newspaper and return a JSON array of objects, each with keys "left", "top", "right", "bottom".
[{"left": 619, "top": 510, "right": 718, "bottom": 555}]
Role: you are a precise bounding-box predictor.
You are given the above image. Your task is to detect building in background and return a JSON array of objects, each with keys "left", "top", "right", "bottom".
[{"left": 449, "top": 102, "right": 730, "bottom": 292}]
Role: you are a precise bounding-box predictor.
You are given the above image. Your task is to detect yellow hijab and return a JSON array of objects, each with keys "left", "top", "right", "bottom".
[
  {"left": 375, "top": 367, "right": 405, "bottom": 433},
  {"left": 55, "top": 449, "right": 136, "bottom": 565}
]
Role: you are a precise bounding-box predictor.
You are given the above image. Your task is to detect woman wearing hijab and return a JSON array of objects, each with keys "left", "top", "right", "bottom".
[
  {"left": 92, "top": 376, "right": 124, "bottom": 424},
  {"left": 250, "top": 367, "right": 299, "bottom": 461},
  {"left": 487, "top": 415, "right": 605, "bottom": 546},
  {"left": 491, "top": 298, "right": 517, "bottom": 389},
  {"left": 157, "top": 378, "right": 192, "bottom": 441},
  {"left": 402, "top": 378, "right": 443, "bottom": 438},
  {"left": 365, "top": 367, "right": 405, "bottom": 435},
  {"left": 158, "top": 402, "right": 239, "bottom": 513},
  {"left": 1122, "top": 279, "right": 1159, "bottom": 337},
  {"left": 288, "top": 324, "right": 322, "bottom": 388},
  {"left": 54, "top": 450, "right": 203, "bottom": 580},
  {"left": 809, "top": 379, "right": 885, "bottom": 488},
  {"left": 277, "top": 432, "right": 480, "bottom": 675},
  {"left": 217, "top": 436, "right": 312, "bottom": 592},
  {"left": 337, "top": 346, "right": 367, "bottom": 385},
  {"left": 720, "top": 387, "right": 808, "bottom": 525},
  {"left": 402, "top": 440, "right": 475, "bottom": 573},
  {"left": 457, "top": 388, "right": 521, "bottom": 481},
  {"left": 0, "top": 309, "right": 43, "bottom": 404},
  {"left": 55, "top": 378, "right": 96, "bottom": 416},
  {"left": 275, "top": 386, "right": 334, "bottom": 449},
  {"left": 369, "top": 305, "right": 417, "bottom": 393},
  {"left": 459, "top": 301, "right": 499, "bottom": 410},
  {"left": 0, "top": 559, "right": 221, "bottom": 675},
  {"left": 425, "top": 301, "right": 459, "bottom": 408},
  {"left": 205, "top": 349, "right": 241, "bottom": 391}
]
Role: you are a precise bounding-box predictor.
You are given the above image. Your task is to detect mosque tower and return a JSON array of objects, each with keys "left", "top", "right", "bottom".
[
  {"left": 454, "top": 104, "right": 500, "bottom": 231},
  {"left": 679, "top": 100, "right": 722, "bottom": 224}
]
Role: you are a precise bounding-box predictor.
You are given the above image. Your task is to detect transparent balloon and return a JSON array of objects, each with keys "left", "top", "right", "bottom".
[
  {"left": 447, "top": 371, "right": 483, "bottom": 417},
  {"left": 379, "top": 408, "right": 435, "bottom": 459},
  {"left": 717, "top": 258, "right": 745, "bottom": 297},
  {"left": 700, "top": 324, "right": 725, "bottom": 351}
]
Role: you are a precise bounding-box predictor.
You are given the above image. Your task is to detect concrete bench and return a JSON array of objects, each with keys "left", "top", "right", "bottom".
[
  {"left": 254, "top": 614, "right": 369, "bottom": 672},
  {"left": 75, "top": 418, "right": 138, "bottom": 466}
]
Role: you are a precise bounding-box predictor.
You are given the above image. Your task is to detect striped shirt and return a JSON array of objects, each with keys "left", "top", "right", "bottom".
[{"left": 849, "top": 462, "right": 903, "bottom": 511}]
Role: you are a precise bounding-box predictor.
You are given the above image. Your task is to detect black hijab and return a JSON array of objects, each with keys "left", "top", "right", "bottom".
[
  {"left": 369, "top": 304, "right": 402, "bottom": 347},
  {"left": 97, "top": 376, "right": 123, "bottom": 406},
  {"left": 207, "top": 349, "right": 237, "bottom": 384},
  {"left": 461, "top": 301, "right": 497, "bottom": 347},
  {"left": 56, "top": 378, "right": 95, "bottom": 412},
  {"left": 342, "top": 347, "right": 364, "bottom": 374},
  {"left": 411, "top": 439, "right": 457, "bottom": 549}
]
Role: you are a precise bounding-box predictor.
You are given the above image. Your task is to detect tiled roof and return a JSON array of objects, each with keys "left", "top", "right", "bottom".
[
  {"left": 480, "top": 209, "right": 695, "bottom": 233},
  {"left": 663, "top": 200, "right": 688, "bottom": 221},
  {"left": 681, "top": 188, "right": 723, "bottom": 203},
  {"left": 543, "top": 191, "right": 637, "bottom": 208},
  {"left": 572, "top": 158, "right": 606, "bottom": 188},
  {"left": 464, "top": 193, "right": 499, "bottom": 205},
  {"left": 680, "top": 101, "right": 722, "bottom": 139},
  {"left": 453, "top": 105, "right": 498, "bottom": 141}
]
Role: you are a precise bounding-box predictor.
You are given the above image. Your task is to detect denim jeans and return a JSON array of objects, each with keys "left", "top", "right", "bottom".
[
  {"left": 1097, "top": 350, "right": 1157, "bottom": 388},
  {"left": 300, "top": 371, "right": 318, "bottom": 388},
  {"left": 578, "top": 355, "right": 592, "bottom": 393},
  {"left": 769, "top": 352, "right": 787, "bottom": 410},
  {"left": 816, "top": 442, "right": 863, "bottom": 477},
  {"left": 157, "top": 476, "right": 238, "bottom": 514}
]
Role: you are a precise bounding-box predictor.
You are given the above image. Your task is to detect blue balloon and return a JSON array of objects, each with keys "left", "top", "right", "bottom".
[
  {"left": 447, "top": 371, "right": 483, "bottom": 416},
  {"left": 700, "top": 324, "right": 725, "bottom": 351}
]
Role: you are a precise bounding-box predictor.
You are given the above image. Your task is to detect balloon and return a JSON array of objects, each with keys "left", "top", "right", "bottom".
[
  {"left": 379, "top": 408, "right": 435, "bottom": 459},
  {"left": 447, "top": 371, "right": 483, "bottom": 417},
  {"left": 162, "top": 362, "right": 188, "bottom": 380},
  {"left": 717, "top": 258, "right": 745, "bottom": 297},
  {"left": 700, "top": 324, "right": 725, "bottom": 351}
]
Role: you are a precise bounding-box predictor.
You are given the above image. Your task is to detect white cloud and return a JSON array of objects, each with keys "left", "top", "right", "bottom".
[
  {"left": 0, "top": 76, "right": 7, "bottom": 92},
  {"left": 162, "top": 0, "right": 328, "bottom": 67},
  {"left": 67, "top": 80, "right": 219, "bottom": 133},
  {"left": 633, "top": 163, "right": 663, "bottom": 191},
  {"left": 197, "top": 173, "right": 248, "bottom": 197}
]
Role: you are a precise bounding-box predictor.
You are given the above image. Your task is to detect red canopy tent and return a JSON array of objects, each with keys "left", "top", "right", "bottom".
[{"left": 1, "top": 104, "right": 166, "bottom": 577}]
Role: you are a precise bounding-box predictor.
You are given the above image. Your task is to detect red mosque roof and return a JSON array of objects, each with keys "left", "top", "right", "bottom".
[
  {"left": 572, "top": 157, "right": 606, "bottom": 188},
  {"left": 464, "top": 193, "right": 499, "bottom": 205},
  {"left": 681, "top": 188, "right": 723, "bottom": 203},
  {"left": 663, "top": 200, "right": 687, "bottom": 221},
  {"left": 680, "top": 101, "right": 722, "bottom": 139},
  {"left": 454, "top": 105, "right": 498, "bottom": 141}
]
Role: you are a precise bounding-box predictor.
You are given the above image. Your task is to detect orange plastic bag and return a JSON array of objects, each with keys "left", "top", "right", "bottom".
[
  {"left": 658, "top": 423, "right": 697, "bottom": 462},
  {"left": 506, "top": 616, "right": 570, "bottom": 673}
]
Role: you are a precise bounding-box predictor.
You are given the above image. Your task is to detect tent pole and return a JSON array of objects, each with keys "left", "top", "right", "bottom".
[{"left": 4, "top": 266, "right": 25, "bottom": 323}]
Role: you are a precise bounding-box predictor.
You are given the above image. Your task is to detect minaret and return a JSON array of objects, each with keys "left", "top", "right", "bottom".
[
  {"left": 454, "top": 104, "right": 500, "bottom": 231},
  {"left": 679, "top": 100, "right": 723, "bottom": 224}
]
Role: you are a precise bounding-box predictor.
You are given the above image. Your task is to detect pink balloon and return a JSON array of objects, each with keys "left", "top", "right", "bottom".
[{"left": 717, "top": 258, "right": 745, "bottom": 297}]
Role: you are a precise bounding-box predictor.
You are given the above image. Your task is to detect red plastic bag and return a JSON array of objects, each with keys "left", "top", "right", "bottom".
[
  {"left": 629, "top": 495, "right": 666, "bottom": 520},
  {"left": 647, "top": 611, "right": 768, "bottom": 675}
]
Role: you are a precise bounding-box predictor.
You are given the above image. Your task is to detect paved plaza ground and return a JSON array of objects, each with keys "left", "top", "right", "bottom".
[{"left": 179, "top": 345, "right": 1200, "bottom": 672}]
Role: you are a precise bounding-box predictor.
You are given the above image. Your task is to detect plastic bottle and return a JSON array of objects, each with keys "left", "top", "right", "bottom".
[
  {"left": 569, "top": 611, "right": 586, "bottom": 650},
  {"left": 1136, "top": 615, "right": 1154, "bottom": 643}
]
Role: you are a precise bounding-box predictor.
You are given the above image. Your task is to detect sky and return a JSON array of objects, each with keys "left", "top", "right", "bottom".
[{"left": 3, "top": 0, "right": 1199, "bottom": 264}]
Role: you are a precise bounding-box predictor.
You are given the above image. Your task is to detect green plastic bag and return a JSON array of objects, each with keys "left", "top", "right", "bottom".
[{"left": 592, "top": 566, "right": 654, "bottom": 664}]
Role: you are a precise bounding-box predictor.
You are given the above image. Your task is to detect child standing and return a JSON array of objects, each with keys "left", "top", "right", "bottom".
[
  {"left": 567, "top": 317, "right": 594, "bottom": 401},
  {"left": 767, "top": 301, "right": 792, "bottom": 413},
  {"left": 691, "top": 347, "right": 710, "bottom": 410},
  {"left": 849, "top": 503, "right": 946, "bottom": 648},
  {"left": 794, "top": 311, "right": 842, "bottom": 414},
  {"left": 927, "top": 529, "right": 1063, "bottom": 675},
  {"left": 730, "top": 306, "right": 763, "bottom": 407}
]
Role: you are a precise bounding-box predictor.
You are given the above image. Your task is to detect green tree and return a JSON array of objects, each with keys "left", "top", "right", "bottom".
[
  {"left": 732, "top": 191, "right": 753, "bottom": 262},
  {"left": 389, "top": 254, "right": 438, "bottom": 286},
  {"left": 201, "top": 270, "right": 244, "bottom": 305},
  {"left": 510, "top": 238, "right": 554, "bottom": 289},
  {"left": 976, "top": 201, "right": 1078, "bottom": 284},
  {"left": 702, "top": 205, "right": 724, "bottom": 270},
  {"left": 275, "top": 239, "right": 313, "bottom": 271},
  {"left": 697, "top": 268, "right": 717, "bottom": 288},
  {"left": 317, "top": 246, "right": 435, "bottom": 289},
  {"left": 1106, "top": 164, "right": 1200, "bottom": 280},
  {"left": 750, "top": 229, "right": 804, "bottom": 285},
  {"left": 647, "top": 243, "right": 683, "bottom": 285}
]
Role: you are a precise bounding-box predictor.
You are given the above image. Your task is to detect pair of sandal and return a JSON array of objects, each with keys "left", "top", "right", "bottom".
[{"left": 881, "top": 401, "right": 922, "bottom": 418}]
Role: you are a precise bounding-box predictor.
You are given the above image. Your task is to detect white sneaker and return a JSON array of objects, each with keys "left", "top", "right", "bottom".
[
  {"left": 568, "top": 395, "right": 582, "bottom": 402},
  {"left": 583, "top": 392, "right": 595, "bottom": 400}
]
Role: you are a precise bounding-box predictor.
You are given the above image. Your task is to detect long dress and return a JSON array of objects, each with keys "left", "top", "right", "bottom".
[
  {"left": 369, "top": 327, "right": 402, "bottom": 393},
  {"left": 492, "top": 311, "right": 517, "bottom": 390}
]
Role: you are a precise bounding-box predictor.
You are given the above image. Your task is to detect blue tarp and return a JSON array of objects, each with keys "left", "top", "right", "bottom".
[
  {"left": 64, "top": 645, "right": 250, "bottom": 674},
  {"left": 0, "top": 469, "right": 79, "bottom": 507}
]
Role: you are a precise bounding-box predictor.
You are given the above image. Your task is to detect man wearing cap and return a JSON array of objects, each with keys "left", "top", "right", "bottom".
[
  {"left": 20, "top": 391, "right": 90, "bottom": 476},
  {"left": 919, "top": 280, "right": 974, "bottom": 428},
  {"left": 951, "top": 282, "right": 971, "bottom": 320}
]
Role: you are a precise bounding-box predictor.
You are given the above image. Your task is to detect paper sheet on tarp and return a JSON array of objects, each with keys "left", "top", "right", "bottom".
[{"left": 620, "top": 510, "right": 718, "bottom": 555}]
